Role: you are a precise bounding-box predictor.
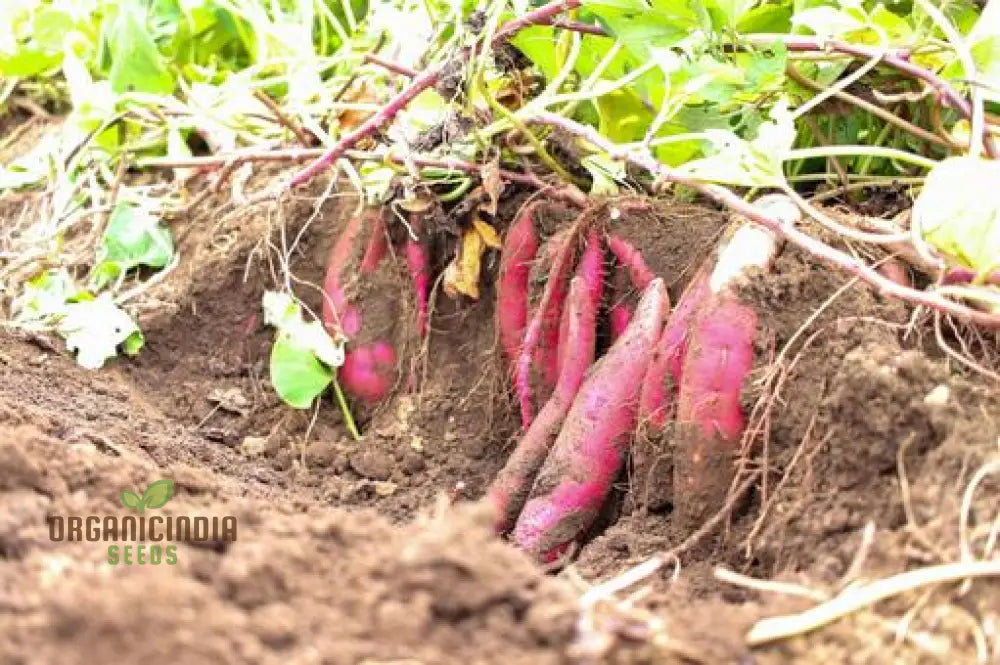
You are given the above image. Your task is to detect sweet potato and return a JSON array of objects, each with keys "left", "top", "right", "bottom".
[
  {"left": 322, "top": 209, "right": 399, "bottom": 405},
  {"left": 607, "top": 233, "right": 655, "bottom": 291},
  {"left": 557, "top": 231, "right": 602, "bottom": 378},
  {"left": 512, "top": 278, "right": 668, "bottom": 561},
  {"left": 406, "top": 213, "right": 430, "bottom": 338},
  {"left": 515, "top": 227, "right": 574, "bottom": 427},
  {"left": 488, "top": 275, "right": 597, "bottom": 534},
  {"left": 638, "top": 267, "right": 711, "bottom": 430},
  {"left": 629, "top": 267, "right": 710, "bottom": 513},
  {"left": 498, "top": 203, "right": 540, "bottom": 366},
  {"left": 672, "top": 221, "right": 782, "bottom": 528}
]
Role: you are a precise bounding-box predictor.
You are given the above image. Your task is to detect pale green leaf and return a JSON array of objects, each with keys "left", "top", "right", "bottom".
[
  {"left": 916, "top": 157, "right": 1000, "bottom": 275},
  {"left": 270, "top": 332, "right": 334, "bottom": 409}
]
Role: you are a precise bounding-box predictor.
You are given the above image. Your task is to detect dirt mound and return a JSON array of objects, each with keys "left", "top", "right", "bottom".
[{"left": 0, "top": 421, "right": 576, "bottom": 665}]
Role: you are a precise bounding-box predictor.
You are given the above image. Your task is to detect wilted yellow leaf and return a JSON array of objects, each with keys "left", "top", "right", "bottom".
[
  {"left": 473, "top": 218, "right": 501, "bottom": 249},
  {"left": 443, "top": 228, "right": 486, "bottom": 299}
]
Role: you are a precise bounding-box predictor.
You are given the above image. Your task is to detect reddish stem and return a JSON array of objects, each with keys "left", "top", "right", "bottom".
[
  {"left": 492, "top": 0, "right": 582, "bottom": 44},
  {"left": 363, "top": 54, "right": 418, "bottom": 78},
  {"left": 528, "top": 111, "right": 1000, "bottom": 329},
  {"left": 289, "top": 67, "right": 444, "bottom": 187}
]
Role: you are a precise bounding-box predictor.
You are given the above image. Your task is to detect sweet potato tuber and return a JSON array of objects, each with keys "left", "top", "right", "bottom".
[
  {"left": 498, "top": 203, "right": 540, "bottom": 366},
  {"left": 671, "top": 196, "right": 796, "bottom": 528},
  {"left": 637, "top": 268, "right": 711, "bottom": 430},
  {"left": 607, "top": 233, "right": 655, "bottom": 291},
  {"left": 488, "top": 275, "right": 597, "bottom": 534},
  {"left": 515, "top": 227, "right": 574, "bottom": 427},
  {"left": 512, "top": 278, "right": 668, "bottom": 561},
  {"left": 322, "top": 209, "right": 399, "bottom": 405},
  {"left": 557, "top": 231, "right": 603, "bottom": 378},
  {"left": 629, "top": 268, "right": 710, "bottom": 513},
  {"left": 406, "top": 214, "right": 430, "bottom": 338}
]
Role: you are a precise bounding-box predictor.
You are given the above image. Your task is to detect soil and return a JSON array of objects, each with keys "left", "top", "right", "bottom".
[{"left": 1, "top": 153, "right": 998, "bottom": 664}]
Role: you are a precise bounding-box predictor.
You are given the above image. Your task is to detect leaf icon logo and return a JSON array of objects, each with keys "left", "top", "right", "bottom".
[{"left": 120, "top": 479, "right": 174, "bottom": 514}]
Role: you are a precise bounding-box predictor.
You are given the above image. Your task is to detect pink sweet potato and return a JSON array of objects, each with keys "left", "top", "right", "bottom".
[
  {"left": 406, "top": 213, "right": 430, "bottom": 338},
  {"left": 498, "top": 203, "right": 541, "bottom": 366},
  {"left": 607, "top": 233, "right": 655, "bottom": 291},
  {"left": 512, "top": 278, "right": 668, "bottom": 561},
  {"left": 629, "top": 267, "right": 710, "bottom": 513},
  {"left": 557, "top": 231, "right": 603, "bottom": 378},
  {"left": 515, "top": 227, "right": 574, "bottom": 427},
  {"left": 672, "top": 222, "right": 781, "bottom": 528},
  {"left": 488, "top": 275, "right": 597, "bottom": 534},
  {"left": 322, "top": 209, "right": 398, "bottom": 405},
  {"left": 638, "top": 267, "right": 711, "bottom": 430}
]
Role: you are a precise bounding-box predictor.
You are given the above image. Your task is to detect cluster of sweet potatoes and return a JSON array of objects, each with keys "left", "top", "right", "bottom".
[{"left": 321, "top": 195, "right": 800, "bottom": 562}]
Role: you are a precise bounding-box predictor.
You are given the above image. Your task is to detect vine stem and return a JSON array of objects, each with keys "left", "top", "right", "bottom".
[
  {"left": 287, "top": 66, "right": 444, "bottom": 187},
  {"left": 526, "top": 110, "right": 1000, "bottom": 329},
  {"left": 785, "top": 64, "right": 953, "bottom": 149},
  {"left": 748, "top": 35, "right": 998, "bottom": 159},
  {"left": 283, "top": 0, "right": 585, "bottom": 190},
  {"left": 501, "top": 15, "right": 997, "bottom": 159},
  {"left": 491, "top": 0, "right": 581, "bottom": 44}
]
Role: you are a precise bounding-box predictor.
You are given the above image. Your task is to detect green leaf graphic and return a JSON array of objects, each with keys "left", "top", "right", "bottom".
[
  {"left": 141, "top": 479, "right": 174, "bottom": 511},
  {"left": 120, "top": 490, "right": 141, "bottom": 510}
]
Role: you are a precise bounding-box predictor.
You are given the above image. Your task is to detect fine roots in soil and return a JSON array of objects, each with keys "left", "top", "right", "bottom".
[{"left": 0, "top": 175, "right": 998, "bottom": 664}]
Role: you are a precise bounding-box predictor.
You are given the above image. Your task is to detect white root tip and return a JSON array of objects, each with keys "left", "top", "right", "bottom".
[{"left": 709, "top": 194, "right": 800, "bottom": 293}]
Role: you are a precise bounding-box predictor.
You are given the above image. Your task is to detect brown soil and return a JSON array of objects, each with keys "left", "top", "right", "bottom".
[{"left": 1, "top": 167, "right": 998, "bottom": 665}]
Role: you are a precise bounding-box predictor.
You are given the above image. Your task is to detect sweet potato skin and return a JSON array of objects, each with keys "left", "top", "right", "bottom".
[
  {"left": 557, "top": 231, "right": 603, "bottom": 378},
  {"left": 671, "top": 220, "right": 781, "bottom": 528},
  {"left": 513, "top": 279, "right": 668, "bottom": 561},
  {"left": 638, "top": 268, "right": 710, "bottom": 430},
  {"left": 498, "top": 203, "right": 540, "bottom": 366},
  {"left": 322, "top": 210, "right": 398, "bottom": 405},
  {"left": 629, "top": 268, "right": 710, "bottom": 513},
  {"left": 515, "top": 228, "right": 574, "bottom": 427},
  {"left": 405, "top": 214, "right": 430, "bottom": 338},
  {"left": 607, "top": 233, "right": 655, "bottom": 291},
  {"left": 489, "top": 276, "right": 597, "bottom": 534}
]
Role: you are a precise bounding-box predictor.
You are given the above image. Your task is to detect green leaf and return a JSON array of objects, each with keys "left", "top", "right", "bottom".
[
  {"left": 107, "top": 1, "right": 176, "bottom": 95},
  {"left": 262, "top": 291, "right": 345, "bottom": 367},
  {"left": 674, "top": 99, "right": 795, "bottom": 187},
  {"left": 120, "top": 490, "right": 141, "bottom": 510},
  {"left": 270, "top": 331, "right": 334, "bottom": 409},
  {"left": 91, "top": 200, "right": 174, "bottom": 290},
  {"left": 582, "top": 0, "right": 650, "bottom": 10},
  {"left": 141, "top": 479, "right": 174, "bottom": 510},
  {"left": 736, "top": 4, "right": 793, "bottom": 33},
  {"left": 11, "top": 269, "right": 77, "bottom": 328},
  {"left": 594, "top": 90, "right": 653, "bottom": 142},
  {"left": 263, "top": 291, "right": 344, "bottom": 409},
  {"left": 916, "top": 157, "right": 1000, "bottom": 276},
  {"left": 510, "top": 25, "right": 559, "bottom": 82}
]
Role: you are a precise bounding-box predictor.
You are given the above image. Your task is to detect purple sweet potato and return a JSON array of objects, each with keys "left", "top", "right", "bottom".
[{"left": 512, "top": 278, "right": 668, "bottom": 561}]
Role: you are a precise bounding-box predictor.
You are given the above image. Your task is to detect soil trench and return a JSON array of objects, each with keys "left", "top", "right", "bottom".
[{"left": 1, "top": 186, "right": 998, "bottom": 664}]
